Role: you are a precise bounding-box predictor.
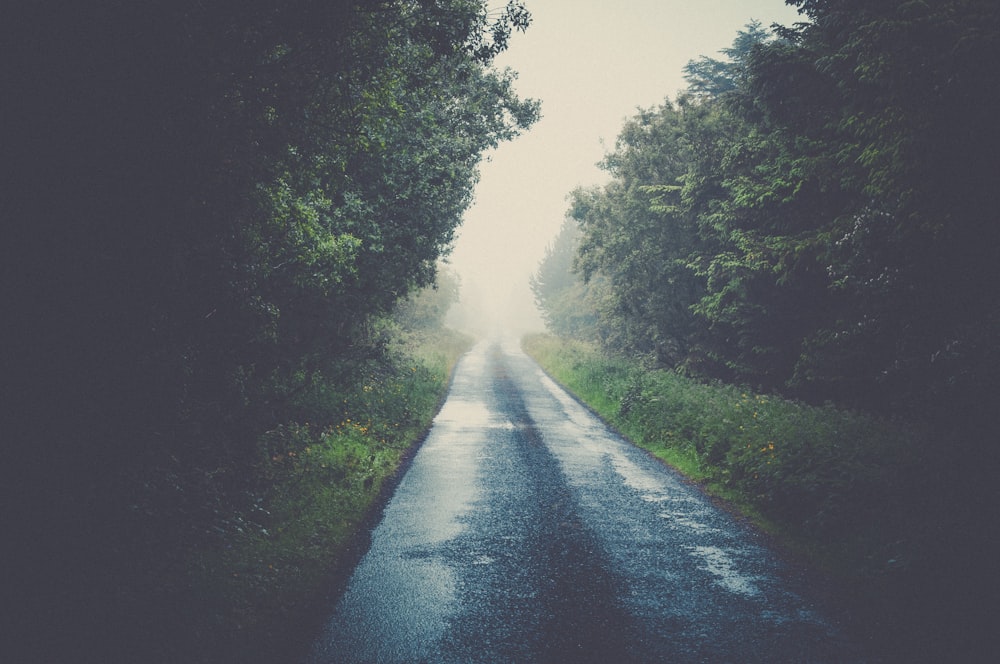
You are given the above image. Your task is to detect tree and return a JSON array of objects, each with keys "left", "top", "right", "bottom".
[
  {"left": 393, "top": 268, "right": 461, "bottom": 332},
  {"left": 530, "top": 218, "right": 599, "bottom": 340},
  {"left": 2, "top": 2, "right": 538, "bottom": 658},
  {"left": 564, "top": 4, "right": 1000, "bottom": 418},
  {"left": 570, "top": 100, "right": 706, "bottom": 366},
  {"left": 728, "top": 0, "right": 1000, "bottom": 414},
  {"left": 683, "top": 20, "right": 771, "bottom": 97}
]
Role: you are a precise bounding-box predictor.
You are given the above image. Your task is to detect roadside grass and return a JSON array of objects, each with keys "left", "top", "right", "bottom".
[
  {"left": 179, "top": 327, "right": 472, "bottom": 663},
  {"left": 521, "top": 333, "right": 984, "bottom": 662}
]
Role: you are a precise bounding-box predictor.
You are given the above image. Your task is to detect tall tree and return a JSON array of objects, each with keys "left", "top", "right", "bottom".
[
  {"left": 570, "top": 100, "right": 708, "bottom": 366},
  {"left": 683, "top": 20, "right": 771, "bottom": 97},
  {"left": 726, "top": 0, "right": 1000, "bottom": 414},
  {"left": 530, "top": 218, "right": 599, "bottom": 340}
]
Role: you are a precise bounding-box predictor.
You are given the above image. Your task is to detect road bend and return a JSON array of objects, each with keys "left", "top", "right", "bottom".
[{"left": 305, "top": 339, "right": 868, "bottom": 663}]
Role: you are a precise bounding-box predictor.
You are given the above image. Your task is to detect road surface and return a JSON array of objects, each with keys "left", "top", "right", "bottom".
[{"left": 305, "top": 339, "right": 867, "bottom": 663}]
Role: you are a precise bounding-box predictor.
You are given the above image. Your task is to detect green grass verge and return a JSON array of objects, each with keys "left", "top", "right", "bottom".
[
  {"left": 173, "top": 328, "right": 472, "bottom": 663},
  {"left": 522, "top": 333, "right": 991, "bottom": 662}
]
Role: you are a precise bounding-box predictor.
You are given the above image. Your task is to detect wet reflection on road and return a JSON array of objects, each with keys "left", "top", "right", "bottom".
[{"left": 306, "top": 339, "right": 868, "bottom": 663}]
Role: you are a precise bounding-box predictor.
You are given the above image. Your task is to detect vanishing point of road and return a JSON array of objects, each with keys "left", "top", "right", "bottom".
[{"left": 305, "top": 339, "right": 868, "bottom": 663}]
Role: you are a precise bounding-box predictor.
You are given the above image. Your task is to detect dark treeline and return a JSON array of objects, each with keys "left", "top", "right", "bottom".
[
  {"left": 2, "top": 2, "right": 536, "bottom": 660},
  {"left": 533, "top": 0, "right": 1000, "bottom": 432}
]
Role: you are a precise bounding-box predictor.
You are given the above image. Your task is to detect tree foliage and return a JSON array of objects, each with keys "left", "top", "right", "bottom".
[
  {"left": 683, "top": 19, "right": 771, "bottom": 97},
  {"left": 529, "top": 218, "right": 599, "bottom": 340},
  {"left": 5, "top": 0, "right": 537, "bottom": 461},
  {"left": 537, "top": 2, "right": 1000, "bottom": 424},
  {"left": 722, "top": 0, "right": 1000, "bottom": 414},
  {"left": 393, "top": 268, "right": 462, "bottom": 332},
  {"left": 3, "top": 2, "right": 537, "bottom": 657},
  {"left": 568, "top": 100, "right": 707, "bottom": 367}
]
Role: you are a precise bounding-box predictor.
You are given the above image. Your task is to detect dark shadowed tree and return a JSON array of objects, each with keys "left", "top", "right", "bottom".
[{"left": 1, "top": 2, "right": 537, "bottom": 659}]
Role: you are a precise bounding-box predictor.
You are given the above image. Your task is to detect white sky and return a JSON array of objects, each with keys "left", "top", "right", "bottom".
[{"left": 446, "top": 0, "right": 804, "bottom": 335}]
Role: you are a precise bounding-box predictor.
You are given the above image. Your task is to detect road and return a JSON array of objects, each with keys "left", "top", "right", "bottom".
[{"left": 305, "top": 339, "right": 867, "bottom": 663}]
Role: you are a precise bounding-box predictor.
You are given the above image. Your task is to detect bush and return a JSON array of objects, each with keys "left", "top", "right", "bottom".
[
  {"left": 523, "top": 333, "right": 927, "bottom": 557},
  {"left": 135, "top": 328, "right": 472, "bottom": 663}
]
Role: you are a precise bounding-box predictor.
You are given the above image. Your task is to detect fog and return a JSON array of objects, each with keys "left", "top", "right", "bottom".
[{"left": 446, "top": 0, "right": 802, "bottom": 337}]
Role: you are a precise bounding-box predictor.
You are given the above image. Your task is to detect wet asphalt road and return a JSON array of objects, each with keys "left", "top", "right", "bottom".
[{"left": 306, "top": 339, "right": 866, "bottom": 663}]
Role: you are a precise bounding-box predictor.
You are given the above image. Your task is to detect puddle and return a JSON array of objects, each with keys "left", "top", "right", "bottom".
[
  {"left": 434, "top": 397, "right": 493, "bottom": 427},
  {"left": 538, "top": 372, "right": 598, "bottom": 430},
  {"left": 609, "top": 451, "right": 668, "bottom": 496},
  {"left": 661, "top": 514, "right": 718, "bottom": 533},
  {"left": 686, "top": 545, "right": 760, "bottom": 597}
]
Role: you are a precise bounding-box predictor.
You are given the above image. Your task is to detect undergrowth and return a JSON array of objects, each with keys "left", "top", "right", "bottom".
[{"left": 168, "top": 327, "right": 471, "bottom": 663}]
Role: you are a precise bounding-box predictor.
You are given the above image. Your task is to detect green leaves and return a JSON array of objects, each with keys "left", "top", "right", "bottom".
[
  {"left": 531, "top": 218, "right": 601, "bottom": 341},
  {"left": 550, "top": 3, "right": 1000, "bottom": 419},
  {"left": 562, "top": 101, "right": 710, "bottom": 366},
  {"left": 682, "top": 20, "right": 771, "bottom": 98},
  {"left": 6, "top": 1, "right": 539, "bottom": 629}
]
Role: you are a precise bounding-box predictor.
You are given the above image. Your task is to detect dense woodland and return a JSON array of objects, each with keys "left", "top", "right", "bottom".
[
  {"left": 533, "top": 0, "right": 1000, "bottom": 433},
  {"left": 3, "top": 2, "right": 535, "bottom": 660}
]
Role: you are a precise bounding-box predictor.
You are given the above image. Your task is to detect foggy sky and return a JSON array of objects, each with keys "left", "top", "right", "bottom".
[{"left": 446, "top": 0, "right": 803, "bottom": 336}]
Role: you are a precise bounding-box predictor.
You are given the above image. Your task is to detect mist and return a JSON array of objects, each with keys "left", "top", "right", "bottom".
[
  {"left": 446, "top": 270, "right": 545, "bottom": 339},
  {"left": 445, "top": 0, "right": 802, "bottom": 338}
]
